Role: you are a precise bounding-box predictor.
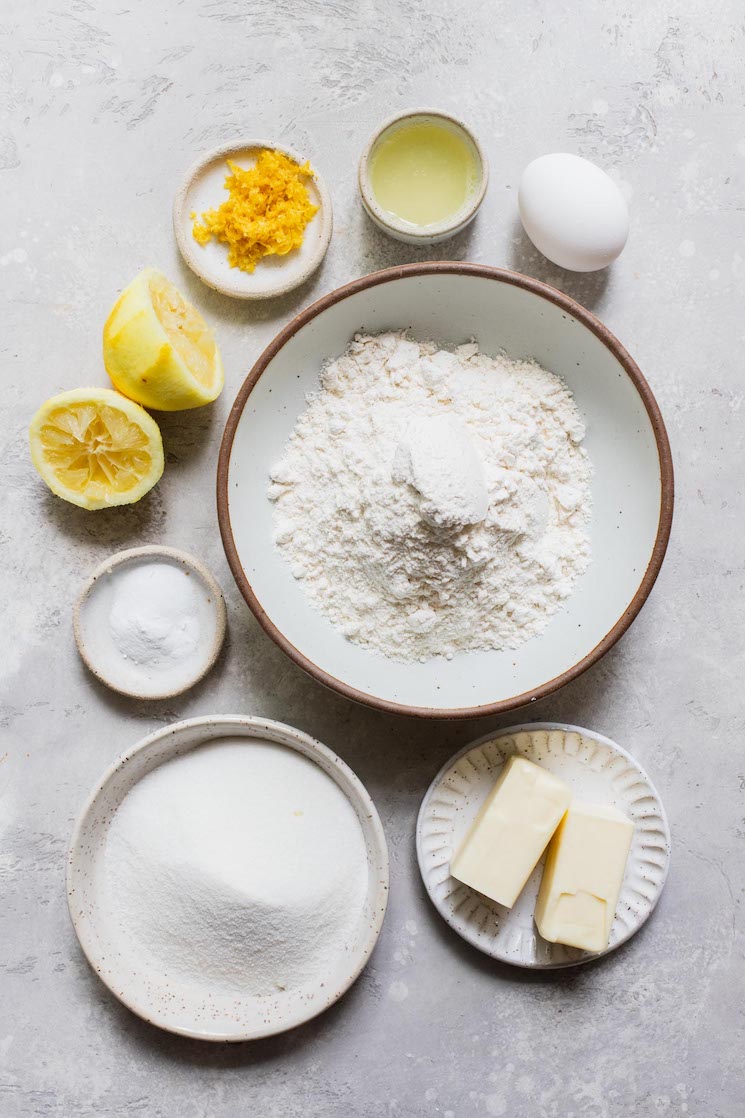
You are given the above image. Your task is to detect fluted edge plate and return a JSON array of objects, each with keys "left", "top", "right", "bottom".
[{"left": 416, "top": 722, "right": 671, "bottom": 968}]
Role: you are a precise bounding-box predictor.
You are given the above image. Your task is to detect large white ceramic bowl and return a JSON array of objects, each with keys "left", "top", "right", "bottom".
[{"left": 218, "top": 264, "right": 673, "bottom": 718}]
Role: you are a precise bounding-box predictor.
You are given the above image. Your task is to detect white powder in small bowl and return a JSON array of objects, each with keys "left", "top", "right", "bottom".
[
  {"left": 109, "top": 563, "right": 202, "bottom": 667},
  {"left": 75, "top": 551, "right": 225, "bottom": 699}
]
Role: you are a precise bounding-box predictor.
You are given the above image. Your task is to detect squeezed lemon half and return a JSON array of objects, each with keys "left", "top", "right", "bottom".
[
  {"left": 29, "top": 387, "right": 164, "bottom": 510},
  {"left": 103, "top": 268, "right": 224, "bottom": 411}
]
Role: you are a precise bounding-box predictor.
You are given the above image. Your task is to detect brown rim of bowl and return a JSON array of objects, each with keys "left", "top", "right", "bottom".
[{"left": 216, "top": 262, "right": 675, "bottom": 720}]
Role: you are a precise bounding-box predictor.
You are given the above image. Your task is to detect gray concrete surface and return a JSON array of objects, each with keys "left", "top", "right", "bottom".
[{"left": 2, "top": 1, "right": 743, "bottom": 1115}]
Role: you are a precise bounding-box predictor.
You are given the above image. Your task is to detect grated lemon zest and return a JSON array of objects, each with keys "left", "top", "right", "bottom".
[{"left": 192, "top": 150, "right": 319, "bottom": 273}]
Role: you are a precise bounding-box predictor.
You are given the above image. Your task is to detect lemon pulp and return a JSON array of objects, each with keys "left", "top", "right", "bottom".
[
  {"left": 40, "top": 403, "right": 154, "bottom": 496},
  {"left": 149, "top": 272, "right": 216, "bottom": 389},
  {"left": 30, "top": 388, "right": 164, "bottom": 510}
]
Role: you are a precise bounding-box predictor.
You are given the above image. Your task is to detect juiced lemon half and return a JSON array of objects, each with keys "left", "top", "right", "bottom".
[
  {"left": 29, "top": 387, "right": 164, "bottom": 510},
  {"left": 103, "top": 269, "right": 224, "bottom": 411}
]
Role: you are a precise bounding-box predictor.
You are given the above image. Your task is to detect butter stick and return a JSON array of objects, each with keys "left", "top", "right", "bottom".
[
  {"left": 534, "top": 802, "right": 634, "bottom": 953},
  {"left": 450, "top": 756, "right": 572, "bottom": 908}
]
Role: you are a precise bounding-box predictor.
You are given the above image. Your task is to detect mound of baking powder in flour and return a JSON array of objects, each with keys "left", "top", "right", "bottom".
[
  {"left": 104, "top": 740, "right": 368, "bottom": 997},
  {"left": 269, "top": 333, "right": 592, "bottom": 661}
]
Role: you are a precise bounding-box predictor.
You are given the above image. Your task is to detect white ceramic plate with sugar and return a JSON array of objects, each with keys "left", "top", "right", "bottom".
[
  {"left": 416, "top": 723, "right": 670, "bottom": 968},
  {"left": 218, "top": 263, "right": 673, "bottom": 718},
  {"left": 67, "top": 716, "right": 389, "bottom": 1040},
  {"left": 173, "top": 140, "right": 333, "bottom": 299}
]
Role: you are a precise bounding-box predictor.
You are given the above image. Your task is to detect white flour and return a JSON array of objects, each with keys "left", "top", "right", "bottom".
[
  {"left": 269, "top": 333, "right": 592, "bottom": 662},
  {"left": 104, "top": 740, "right": 368, "bottom": 997}
]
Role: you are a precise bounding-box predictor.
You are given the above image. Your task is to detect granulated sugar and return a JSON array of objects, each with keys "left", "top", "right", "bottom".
[
  {"left": 269, "top": 332, "right": 592, "bottom": 662},
  {"left": 104, "top": 739, "right": 369, "bottom": 997}
]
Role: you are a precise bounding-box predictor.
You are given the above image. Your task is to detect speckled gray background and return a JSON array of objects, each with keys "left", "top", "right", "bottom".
[{"left": 2, "top": 1, "right": 743, "bottom": 1115}]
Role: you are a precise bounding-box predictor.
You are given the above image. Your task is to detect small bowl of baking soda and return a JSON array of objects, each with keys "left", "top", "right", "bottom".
[{"left": 74, "top": 545, "right": 227, "bottom": 700}]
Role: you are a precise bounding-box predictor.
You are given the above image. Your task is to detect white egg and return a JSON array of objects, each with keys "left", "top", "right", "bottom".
[{"left": 518, "top": 153, "right": 629, "bottom": 272}]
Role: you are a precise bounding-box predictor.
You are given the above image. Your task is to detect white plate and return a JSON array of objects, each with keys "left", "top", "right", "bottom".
[
  {"left": 218, "top": 264, "right": 673, "bottom": 717},
  {"left": 73, "top": 545, "right": 226, "bottom": 700},
  {"left": 416, "top": 722, "right": 670, "bottom": 968},
  {"left": 67, "top": 716, "right": 389, "bottom": 1040},
  {"left": 173, "top": 140, "right": 333, "bottom": 299}
]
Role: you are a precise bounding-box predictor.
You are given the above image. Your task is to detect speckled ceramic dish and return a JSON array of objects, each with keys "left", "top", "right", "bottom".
[
  {"left": 73, "top": 545, "right": 227, "bottom": 700},
  {"left": 67, "top": 716, "right": 389, "bottom": 1041},
  {"left": 173, "top": 140, "right": 333, "bottom": 299},
  {"left": 217, "top": 262, "right": 674, "bottom": 718},
  {"left": 358, "top": 109, "right": 489, "bottom": 244},
  {"left": 416, "top": 723, "right": 670, "bottom": 968}
]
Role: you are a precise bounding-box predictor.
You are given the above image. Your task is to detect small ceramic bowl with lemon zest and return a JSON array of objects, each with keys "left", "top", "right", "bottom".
[{"left": 173, "top": 140, "right": 333, "bottom": 300}]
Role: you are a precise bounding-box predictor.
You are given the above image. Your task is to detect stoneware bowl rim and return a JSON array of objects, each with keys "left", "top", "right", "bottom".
[
  {"left": 357, "top": 108, "right": 489, "bottom": 240},
  {"left": 216, "top": 262, "right": 674, "bottom": 719},
  {"left": 173, "top": 138, "right": 333, "bottom": 300},
  {"left": 66, "top": 714, "right": 390, "bottom": 1041},
  {"left": 73, "top": 544, "right": 227, "bottom": 700}
]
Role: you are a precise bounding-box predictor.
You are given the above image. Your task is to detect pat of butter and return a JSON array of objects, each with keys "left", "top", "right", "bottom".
[
  {"left": 450, "top": 756, "right": 572, "bottom": 908},
  {"left": 534, "top": 802, "right": 634, "bottom": 953}
]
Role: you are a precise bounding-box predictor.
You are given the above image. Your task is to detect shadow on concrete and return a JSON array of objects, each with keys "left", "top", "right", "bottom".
[{"left": 507, "top": 219, "right": 611, "bottom": 311}]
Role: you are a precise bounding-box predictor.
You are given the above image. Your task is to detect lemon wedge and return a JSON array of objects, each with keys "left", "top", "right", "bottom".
[
  {"left": 29, "top": 388, "right": 164, "bottom": 510},
  {"left": 103, "top": 269, "right": 224, "bottom": 411}
]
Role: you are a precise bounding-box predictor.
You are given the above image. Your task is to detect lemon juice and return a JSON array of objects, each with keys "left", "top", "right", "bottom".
[{"left": 370, "top": 119, "right": 479, "bottom": 227}]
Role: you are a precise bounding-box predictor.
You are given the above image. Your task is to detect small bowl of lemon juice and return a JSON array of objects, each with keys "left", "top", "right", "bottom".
[{"left": 359, "top": 109, "right": 488, "bottom": 245}]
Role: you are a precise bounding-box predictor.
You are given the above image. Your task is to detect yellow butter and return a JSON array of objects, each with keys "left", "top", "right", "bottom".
[
  {"left": 450, "top": 756, "right": 572, "bottom": 908},
  {"left": 534, "top": 802, "right": 634, "bottom": 953}
]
